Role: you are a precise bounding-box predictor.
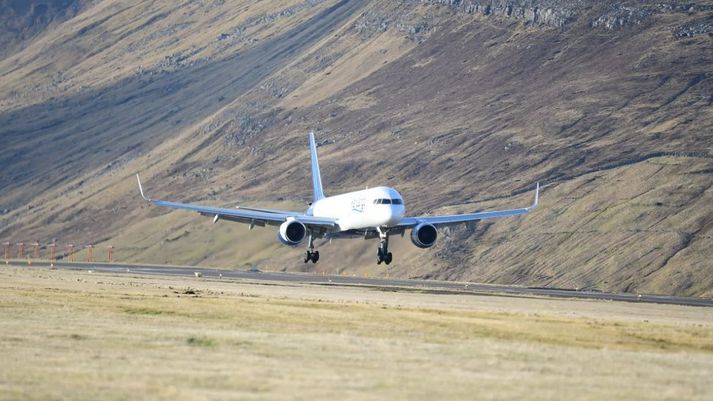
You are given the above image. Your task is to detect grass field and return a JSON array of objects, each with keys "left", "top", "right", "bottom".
[{"left": 1, "top": 266, "right": 712, "bottom": 400}]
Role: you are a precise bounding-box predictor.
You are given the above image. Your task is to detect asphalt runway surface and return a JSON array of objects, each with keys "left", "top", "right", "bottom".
[{"left": 7, "top": 260, "right": 713, "bottom": 307}]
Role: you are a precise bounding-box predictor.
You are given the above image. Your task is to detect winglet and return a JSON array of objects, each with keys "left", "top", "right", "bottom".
[
  {"left": 531, "top": 182, "right": 540, "bottom": 209},
  {"left": 136, "top": 174, "right": 150, "bottom": 201}
]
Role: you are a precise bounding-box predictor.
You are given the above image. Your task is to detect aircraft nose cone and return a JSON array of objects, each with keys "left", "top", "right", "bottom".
[{"left": 387, "top": 206, "right": 404, "bottom": 225}]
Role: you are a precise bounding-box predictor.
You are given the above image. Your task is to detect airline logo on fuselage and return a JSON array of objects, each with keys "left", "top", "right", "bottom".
[{"left": 351, "top": 197, "right": 366, "bottom": 213}]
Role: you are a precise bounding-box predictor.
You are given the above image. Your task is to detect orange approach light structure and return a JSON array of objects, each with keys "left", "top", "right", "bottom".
[
  {"left": 1, "top": 241, "right": 118, "bottom": 264},
  {"left": 85, "top": 245, "right": 93, "bottom": 263}
]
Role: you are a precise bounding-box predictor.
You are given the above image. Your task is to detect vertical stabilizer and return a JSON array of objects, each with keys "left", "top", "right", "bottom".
[{"left": 309, "top": 131, "right": 325, "bottom": 202}]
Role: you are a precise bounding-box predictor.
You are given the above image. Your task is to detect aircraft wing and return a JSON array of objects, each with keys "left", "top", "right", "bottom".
[
  {"left": 136, "top": 175, "right": 336, "bottom": 229},
  {"left": 396, "top": 183, "right": 539, "bottom": 229}
]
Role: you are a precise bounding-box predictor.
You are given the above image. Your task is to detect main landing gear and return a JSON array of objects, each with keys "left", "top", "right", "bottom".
[
  {"left": 377, "top": 229, "right": 393, "bottom": 265},
  {"left": 305, "top": 250, "right": 319, "bottom": 263},
  {"left": 302, "top": 231, "right": 394, "bottom": 265},
  {"left": 304, "top": 235, "right": 319, "bottom": 263}
]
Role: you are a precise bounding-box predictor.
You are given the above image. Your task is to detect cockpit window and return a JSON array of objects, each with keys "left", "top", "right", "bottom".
[{"left": 374, "top": 198, "right": 402, "bottom": 205}]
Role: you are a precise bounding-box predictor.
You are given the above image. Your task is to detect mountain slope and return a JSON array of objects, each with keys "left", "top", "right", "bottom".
[
  {"left": 1, "top": 0, "right": 712, "bottom": 297},
  {"left": 0, "top": 0, "right": 90, "bottom": 58}
]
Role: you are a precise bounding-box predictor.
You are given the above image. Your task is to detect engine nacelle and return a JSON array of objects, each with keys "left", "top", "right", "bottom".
[
  {"left": 411, "top": 223, "right": 438, "bottom": 248},
  {"left": 278, "top": 220, "right": 307, "bottom": 246}
]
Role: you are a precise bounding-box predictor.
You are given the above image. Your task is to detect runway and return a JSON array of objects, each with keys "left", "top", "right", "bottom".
[{"left": 9, "top": 260, "right": 713, "bottom": 307}]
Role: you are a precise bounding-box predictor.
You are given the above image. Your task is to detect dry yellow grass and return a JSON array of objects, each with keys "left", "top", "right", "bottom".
[
  {"left": 0, "top": 266, "right": 712, "bottom": 400},
  {"left": 282, "top": 30, "right": 416, "bottom": 109}
]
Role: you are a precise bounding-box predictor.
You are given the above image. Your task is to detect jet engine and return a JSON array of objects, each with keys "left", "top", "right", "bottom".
[
  {"left": 278, "top": 220, "right": 307, "bottom": 246},
  {"left": 411, "top": 223, "right": 438, "bottom": 248}
]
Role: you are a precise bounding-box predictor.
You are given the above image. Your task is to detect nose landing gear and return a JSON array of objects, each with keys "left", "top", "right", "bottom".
[{"left": 376, "top": 229, "right": 393, "bottom": 265}]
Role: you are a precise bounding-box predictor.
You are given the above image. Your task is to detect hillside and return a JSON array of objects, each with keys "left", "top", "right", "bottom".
[
  {"left": 0, "top": 0, "right": 90, "bottom": 58},
  {"left": 0, "top": 0, "right": 712, "bottom": 297}
]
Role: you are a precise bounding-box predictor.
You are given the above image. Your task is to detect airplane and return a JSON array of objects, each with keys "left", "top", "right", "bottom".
[{"left": 136, "top": 132, "right": 539, "bottom": 265}]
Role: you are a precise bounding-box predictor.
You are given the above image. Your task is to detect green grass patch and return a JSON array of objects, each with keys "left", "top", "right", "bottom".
[
  {"left": 186, "top": 336, "right": 217, "bottom": 347},
  {"left": 123, "top": 307, "right": 171, "bottom": 316}
]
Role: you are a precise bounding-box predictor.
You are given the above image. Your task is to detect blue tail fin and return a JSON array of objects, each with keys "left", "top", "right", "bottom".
[{"left": 309, "top": 131, "right": 325, "bottom": 202}]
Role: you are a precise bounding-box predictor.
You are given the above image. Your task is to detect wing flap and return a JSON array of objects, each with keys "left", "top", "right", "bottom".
[
  {"left": 152, "top": 200, "right": 336, "bottom": 227},
  {"left": 237, "top": 206, "right": 295, "bottom": 214}
]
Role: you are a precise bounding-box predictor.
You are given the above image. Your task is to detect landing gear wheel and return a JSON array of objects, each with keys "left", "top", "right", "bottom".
[
  {"left": 384, "top": 252, "right": 393, "bottom": 265},
  {"left": 377, "top": 248, "right": 384, "bottom": 265},
  {"left": 304, "top": 234, "right": 319, "bottom": 264},
  {"left": 305, "top": 251, "right": 319, "bottom": 263}
]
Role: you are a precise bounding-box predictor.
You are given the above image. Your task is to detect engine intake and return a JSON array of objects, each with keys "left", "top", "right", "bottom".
[
  {"left": 278, "top": 220, "right": 307, "bottom": 246},
  {"left": 411, "top": 223, "right": 438, "bottom": 248}
]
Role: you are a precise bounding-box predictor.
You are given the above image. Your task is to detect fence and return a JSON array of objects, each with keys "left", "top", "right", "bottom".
[{"left": 3, "top": 241, "right": 115, "bottom": 264}]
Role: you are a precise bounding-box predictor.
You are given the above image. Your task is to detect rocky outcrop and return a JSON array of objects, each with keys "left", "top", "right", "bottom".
[
  {"left": 417, "top": 0, "right": 713, "bottom": 32},
  {"left": 592, "top": 3, "right": 713, "bottom": 30},
  {"left": 353, "top": 8, "right": 433, "bottom": 43},
  {"left": 673, "top": 15, "right": 713, "bottom": 38},
  {"left": 590, "top": 5, "right": 653, "bottom": 29},
  {"left": 415, "top": 0, "right": 585, "bottom": 27}
]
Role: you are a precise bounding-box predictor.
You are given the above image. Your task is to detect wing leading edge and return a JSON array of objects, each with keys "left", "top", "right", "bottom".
[
  {"left": 397, "top": 183, "right": 539, "bottom": 228},
  {"left": 135, "top": 175, "right": 336, "bottom": 228}
]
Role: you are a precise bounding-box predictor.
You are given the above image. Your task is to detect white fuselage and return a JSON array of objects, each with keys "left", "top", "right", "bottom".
[{"left": 308, "top": 186, "right": 405, "bottom": 231}]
